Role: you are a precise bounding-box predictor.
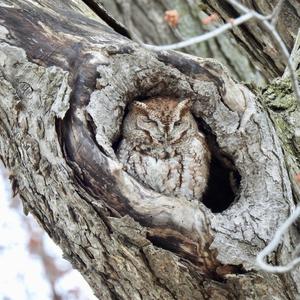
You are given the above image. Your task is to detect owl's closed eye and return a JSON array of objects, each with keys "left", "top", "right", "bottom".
[
  {"left": 117, "top": 96, "right": 211, "bottom": 201},
  {"left": 129, "top": 98, "right": 198, "bottom": 145}
]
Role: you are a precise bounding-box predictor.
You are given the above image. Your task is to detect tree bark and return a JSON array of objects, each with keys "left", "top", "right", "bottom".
[
  {"left": 98, "top": 0, "right": 300, "bottom": 213},
  {"left": 201, "top": 0, "right": 300, "bottom": 78},
  {"left": 0, "top": 0, "right": 299, "bottom": 299},
  {"left": 98, "top": 0, "right": 300, "bottom": 83},
  {"left": 97, "top": 0, "right": 266, "bottom": 85}
]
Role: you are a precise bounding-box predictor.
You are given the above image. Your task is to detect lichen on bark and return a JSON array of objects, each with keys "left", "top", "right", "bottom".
[{"left": 262, "top": 76, "right": 300, "bottom": 201}]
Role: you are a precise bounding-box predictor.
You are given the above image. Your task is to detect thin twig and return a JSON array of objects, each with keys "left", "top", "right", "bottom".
[
  {"left": 142, "top": 0, "right": 300, "bottom": 273},
  {"left": 256, "top": 206, "right": 300, "bottom": 273},
  {"left": 225, "top": 0, "right": 247, "bottom": 12},
  {"left": 143, "top": 5, "right": 272, "bottom": 52},
  {"left": 283, "top": 28, "right": 300, "bottom": 79},
  {"left": 142, "top": 0, "right": 300, "bottom": 103},
  {"left": 261, "top": 20, "right": 300, "bottom": 102},
  {"left": 225, "top": 0, "right": 300, "bottom": 103},
  {"left": 271, "top": 0, "right": 285, "bottom": 26},
  {"left": 144, "top": 12, "right": 255, "bottom": 51}
]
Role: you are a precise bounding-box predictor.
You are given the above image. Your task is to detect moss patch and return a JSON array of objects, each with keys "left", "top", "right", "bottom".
[
  {"left": 263, "top": 77, "right": 297, "bottom": 112},
  {"left": 261, "top": 77, "right": 300, "bottom": 200}
]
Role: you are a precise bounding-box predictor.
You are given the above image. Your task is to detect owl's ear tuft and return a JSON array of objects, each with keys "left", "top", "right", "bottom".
[
  {"left": 176, "top": 99, "right": 192, "bottom": 116},
  {"left": 131, "top": 101, "right": 149, "bottom": 114}
]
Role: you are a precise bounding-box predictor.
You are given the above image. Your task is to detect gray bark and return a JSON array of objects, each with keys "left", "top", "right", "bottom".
[
  {"left": 98, "top": 0, "right": 266, "bottom": 86},
  {"left": 0, "top": 0, "right": 300, "bottom": 299},
  {"left": 98, "top": 0, "right": 300, "bottom": 83},
  {"left": 97, "top": 0, "right": 300, "bottom": 215},
  {"left": 201, "top": 0, "right": 300, "bottom": 78}
]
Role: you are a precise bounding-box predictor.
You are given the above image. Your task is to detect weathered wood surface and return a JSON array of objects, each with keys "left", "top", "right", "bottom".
[
  {"left": 97, "top": 0, "right": 300, "bottom": 82},
  {"left": 0, "top": 0, "right": 299, "bottom": 299},
  {"left": 96, "top": 0, "right": 266, "bottom": 85},
  {"left": 84, "top": 0, "right": 300, "bottom": 203},
  {"left": 201, "top": 0, "right": 300, "bottom": 79}
]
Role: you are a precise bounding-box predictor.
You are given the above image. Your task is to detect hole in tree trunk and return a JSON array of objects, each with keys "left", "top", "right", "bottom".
[
  {"left": 198, "top": 120, "right": 241, "bottom": 213},
  {"left": 113, "top": 98, "right": 241, "bottom": 212},
  {"left": 202, "top": 156, "right": 241, "bottom": 213}
]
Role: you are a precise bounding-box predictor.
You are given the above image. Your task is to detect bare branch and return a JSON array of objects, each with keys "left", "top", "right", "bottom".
[
  {"left": 143, "top": 12, "right": 256, "bottom": 51},
  {"left": 283, "top": 29, "right": 300, "bottom": 79},
  {"left": 225, "top": 0, "right": 300, "bottom": 103},
  {"left": 142, "top": 0, "right": 300, "bottom": 103},
  {"left": 271, "top": 0, "right": 285, "bottom": 26},
  {"left": 260, "top": 20, "right": 300, "bottom": 104},
  {"left": 225, "top": 0, "right": 264, "bottom": 17},
  {"left": 256, "top": 206, "right": 300, "bottom": 273}
]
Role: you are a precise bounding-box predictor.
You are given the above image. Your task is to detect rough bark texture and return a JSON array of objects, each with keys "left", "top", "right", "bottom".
[
  {"left": 98, "top": 0, "right": 300, "bottom": 82},
  {"left": 97, "top": 0, "right": 266, "bottom": 85},
  {"left": 262, "top": 75, "right": 300, "bottom": 202},
  {"left": 201, "top": 0, "right": 300, "bottom": 79},
  {"left": 0, "top": 0, "right": 300, "bottom": 299}
]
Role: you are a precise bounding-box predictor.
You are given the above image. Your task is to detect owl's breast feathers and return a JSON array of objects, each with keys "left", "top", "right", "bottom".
[
  {"left": 117, "top": 97, "right": 211, "bottom": 200},
  {"left": 129, "top": 134, "right": 208, "bottom": 159}
]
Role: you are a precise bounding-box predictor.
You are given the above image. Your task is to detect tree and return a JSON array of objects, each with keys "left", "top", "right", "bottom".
[{"left": 0, "top": 0, "right": 299, "bottom": 299}]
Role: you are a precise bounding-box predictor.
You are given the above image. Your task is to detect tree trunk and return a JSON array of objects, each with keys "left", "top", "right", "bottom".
[
  {"left": 98, "top": 0, "right": 300, "bottom": 83},
  {"left": 0, "top": 0, "right": 299, "bottom": 299},
  {"left": 97, "top": 0, "right": 266, "bottom": 85}
]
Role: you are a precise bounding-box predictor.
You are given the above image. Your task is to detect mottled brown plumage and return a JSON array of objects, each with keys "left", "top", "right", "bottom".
[{"left": 117, "top": 97, "right": 211, "bottom": 201}]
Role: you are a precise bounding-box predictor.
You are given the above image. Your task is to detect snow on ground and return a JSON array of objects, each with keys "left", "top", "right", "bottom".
[{"left": 0, "top": 167, "right": 98, "bottom": 300}]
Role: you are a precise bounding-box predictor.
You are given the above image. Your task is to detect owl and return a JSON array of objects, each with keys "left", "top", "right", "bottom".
[{"left": 116, "top": 97, "right": 211, "bottom": 201}]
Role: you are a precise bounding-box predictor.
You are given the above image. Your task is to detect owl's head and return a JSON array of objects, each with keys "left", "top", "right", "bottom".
[{"left": 123, "top": 97, "right": 199, "bottom": 145}]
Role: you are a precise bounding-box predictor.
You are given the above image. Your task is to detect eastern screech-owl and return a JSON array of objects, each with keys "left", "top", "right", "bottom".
[{"left": 117, "top": 97, "right": 211, "bottom": 201}]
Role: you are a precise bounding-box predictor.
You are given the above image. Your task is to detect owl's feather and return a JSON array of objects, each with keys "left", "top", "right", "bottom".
[{"left": 117, "top": 97, "right": 211, "bottom": 201}]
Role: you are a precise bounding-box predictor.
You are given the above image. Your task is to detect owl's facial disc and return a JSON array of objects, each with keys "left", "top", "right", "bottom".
[
  {"left": 136, "top": 115, "right": 163, "bottom": 144},
  {"left": 133, "top": 98, "right": 196, "bottom": 146}
]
